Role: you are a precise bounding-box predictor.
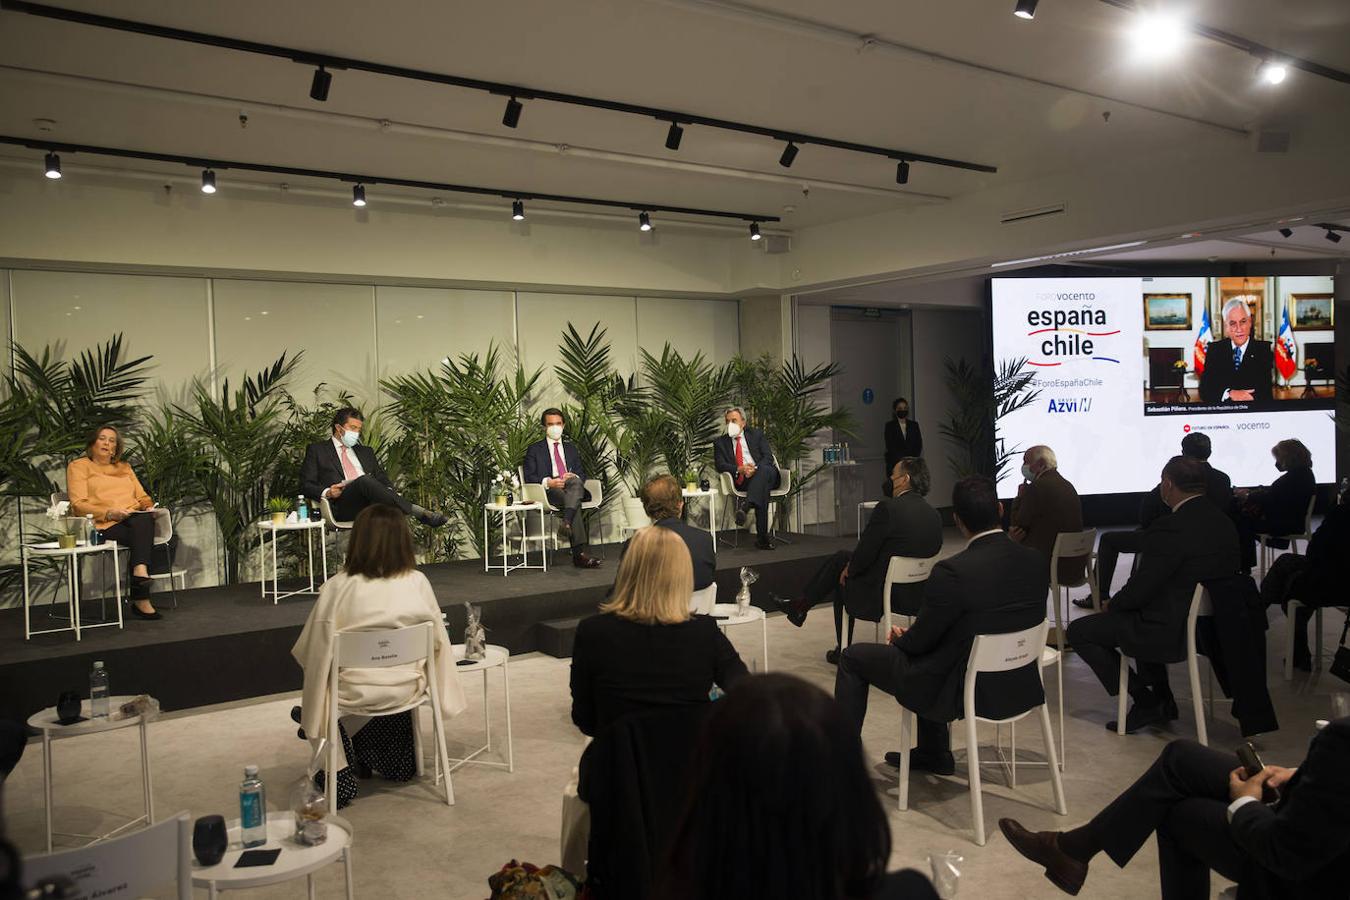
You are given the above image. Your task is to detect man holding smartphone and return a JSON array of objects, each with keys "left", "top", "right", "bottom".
[{"left": 997, "top": 718, "right": 1350, "bottom": 897}]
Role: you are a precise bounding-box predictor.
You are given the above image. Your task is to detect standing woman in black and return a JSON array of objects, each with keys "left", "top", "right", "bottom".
[{"left": 883, "top": 398, "right": 923, "bottom": 496}]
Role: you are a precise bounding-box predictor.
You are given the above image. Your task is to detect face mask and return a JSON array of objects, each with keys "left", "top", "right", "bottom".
[
  {"left": 546, "top": 424, "right": 564, "bottom": 441},
  {"left": 341, "top": 429, "right": 360, "bottom": 448},
  {"left": 726, "top": 422, "right": 742, "bottom": 438},
  {"left": 1021, "top": 463, "right": 1035, "bottom": 482},
  {"left": 896, "top": 409, "right": 909, "bottom": 420}
]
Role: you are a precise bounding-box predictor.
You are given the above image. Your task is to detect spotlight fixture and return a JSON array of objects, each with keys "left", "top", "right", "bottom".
[
  {"left": 1013, "top": 0, "right": 1038, "bottom": 20},
  {"left": 43, "top": 151, "right": 61, "bottom": 179},
  {"left": 352, "top": 184, "right": 366, "bottom": 207},
  {"left": 1278, "top": 227, "right": 1293, "bottom": 238},
  {"left": 749, "top": 222, "right": 762, "bottom": 241},
  {"left": 779, "top": 141, "right": 799, "bottom": 168},
  {"left": 1257, "top": 58, "right": 1288, "bottom": 85},
  {"left": 638, "top": 211, "right": 652, "bottom": 232},
  {"left": 200, "top": 169, "right": 216, "bottom": 194},
  {"left": 1128, "top": 11, "right": 1186, "bottom": 58},
  {"left": 1327, "top": 229, "right": 1343, "bottom": 244},
  {"left": 502, "top": 96, "right": 523, "bottom": 128},
  {"left": 665, "top": 121, "right": 684, "bottom": 151},
  {"left": 512, "top": 199, "right": 525, "bottom": 221},
  {"left": 309, "top": 66, "right": 332, "bottom": 102},
  {"left": 896, "top": 160, "right": 911, "bottom": 185}
]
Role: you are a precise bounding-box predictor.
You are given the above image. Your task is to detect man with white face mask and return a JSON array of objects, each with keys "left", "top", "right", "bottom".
[
  {"left": 523, "top": 408, "right": 600, "bottom": 568},
  {"left": 301, "top": 406, "right": 448, "bottom": 527},
  {"left": 713, "top": 407, "right": 780, "bottom": 549}
]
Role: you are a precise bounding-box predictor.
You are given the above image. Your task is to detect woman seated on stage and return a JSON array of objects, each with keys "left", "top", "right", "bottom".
[
  {"left": 570, "top": 526, "right": 748, "bottom": 738},
  {"left": 291, "top": 503, "right": 465, "bottom": 809},
  {"left": 1235, "top": 438, "right": 1317, "bottom": 570},
  {"left": 66, "top": 425, "right": 161, "bottom": 620}
]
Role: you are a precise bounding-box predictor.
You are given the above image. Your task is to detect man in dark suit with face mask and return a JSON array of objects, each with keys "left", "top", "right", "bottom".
[{"left": 713, "top": 407, "right": 780, "bottom": 550}]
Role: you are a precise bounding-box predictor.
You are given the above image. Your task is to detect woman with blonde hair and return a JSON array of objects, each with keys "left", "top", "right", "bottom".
[{"left": 570, "top": 526, "right": 747, "bottom": 737}]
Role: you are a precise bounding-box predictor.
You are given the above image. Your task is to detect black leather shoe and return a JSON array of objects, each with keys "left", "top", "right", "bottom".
[
  {"left": 999, "top": 818, "right": 1087, "bottom": 896},
  {"left": 825, "top": 648, "right": 841, "bottom": 665},
  {"left": 290, "top": 705, "right": 303, "bottom": 725},
  {"left": 883, "top": 749, "right": 956, "bottom": 775},
  {"left": 418, "top": 511, "right": 449, "bottom": 528},
  {"left": 755, "top": 538, "right": 775, "bottom": 550},
  {"left": 771, "top": 594, "right": 806, "bottom": 627},
  {"left": 573, "top": 552, "right": 602, "bottom": 569},
  {"left": 1106, "top": 699, "right": 1169, "bottom": 734},
  {"left": 734, "top": 499, "right": 747, "bottom": 527},
  {"left": 1071, "top": 596, "right": 1096, "bottom": 610},
  {"left": 130, "top": 605, "right": 162, "bottom": 621}
]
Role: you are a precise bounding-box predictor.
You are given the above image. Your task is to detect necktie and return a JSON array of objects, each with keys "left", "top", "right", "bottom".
[
  {"left": 734, "top": 436, "right": 745, "bottom": 485},
  {"left": 552, "top": 441, "right": 568, "bottom": 478},
  {"left": 339, "top": 445, "right": 359, "bottom": 480},
  {"left": 1233, "top": 345, "right": 1242, "bottom": 370}
]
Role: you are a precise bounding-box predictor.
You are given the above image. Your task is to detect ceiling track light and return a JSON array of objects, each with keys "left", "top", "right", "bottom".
[
  {"left": 1327, "top": 229, "right": 1343, "bottom": 244},
  {"left": 664, "top": 121, "right": 684, "bottom": 151},
  {"left": 502, "top": 96, "right": 522, "bottom": 128},
  {"left": 895, "top": 160, "right": 911, "bottom": 185},
  {"left": 200, "top": 168, "right": 216, "bottom": 194},
  {"left": 749, "top": 222, "right": 762, "bottom": 241},
  {"left": 352, "top": 183, "right": 366, "bottom": 207},
  {"left": 1278, "top": 227, "right": 1293, "bottom": 238},
  {"left": 1256, "top": 58, "right": 1288, "bottom": 86},
  {"left": 779, "top": 141, "right": 799, "bottom": 168},
  {"left": 43, "top": 150, "right": 61, "bottom": 179},
  {"left": 512, "top": 199, "right": 525, "bottom": 220},
  {"left": 309, "top": 65, "right": 331, "bottom": 102},
  {"left": 639, "top": 211, "right": 652, "bottom": 232},
  {"left": 1013, "top": 0, "right": 1038, "bottom": 20}
]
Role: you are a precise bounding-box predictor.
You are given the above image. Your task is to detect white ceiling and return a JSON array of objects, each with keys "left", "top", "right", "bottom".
[{"left": 1, "top": 0, "right": 1349, "bottom": 231}]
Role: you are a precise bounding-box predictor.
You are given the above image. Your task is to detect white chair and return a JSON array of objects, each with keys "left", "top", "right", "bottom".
[
  {"left": 519, "top": 467, "right": 603, "bottom": 556},
  {"left": 897, "top": 620, "right": 1067, "bottom": 846},
  {"left": 845, "top": 554, "right": 939, "bottom": 645},
  {"left": 1256, "top": 494, "right": 1316, "bottom": 579},
  {"left": 327, "top": 622, "right": 454, "bottom": 813},
  {"left": 320, "top": 496, "right": 354, "bottom": 531},
  {"left": 717, "top": 466, "right": 792, "bottom": 546},
  {"left": 1117, "top": 585, "right": 1214, "bottom": 746},
  {"left": 1046, "top": 529, "right": 1098, "bottom": 769},
  {"left": 22, "top": 812, "right": 191, "bottom": 900},
  {"left": 51, "top": 491, "right": 181, "bottom": 607},
  {"left": 1284, "top": 602, "right": 1346, "bottom": 680},
  {"left": 690, "top": 583, "right": 717, "bottom": 615}
]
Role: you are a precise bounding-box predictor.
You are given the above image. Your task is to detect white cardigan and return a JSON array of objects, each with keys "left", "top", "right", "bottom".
[{"left": 291, "top": 570, "right": 467, "bottom": 744}]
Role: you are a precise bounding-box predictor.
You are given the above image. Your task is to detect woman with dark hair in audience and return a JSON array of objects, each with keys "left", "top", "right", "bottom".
[
  {"left": 656, "top": 673, "right": 938, "bottom": 900},
  {"left": 66, "top": 424, "right": 161, "bottom": 619},
  {"left": 1235, "top": 438, "right": 1317, "bottom": 571},
  {"left": 291, "top": 503, "right": 465, "bottom": 808}
]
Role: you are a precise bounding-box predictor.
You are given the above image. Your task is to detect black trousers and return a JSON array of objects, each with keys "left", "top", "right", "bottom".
[
  {"left": 100, "top": 513, "right": 155, "bottom": 570},
  {"left": 1087, "top": 739, "right": 1244, "bottom": 899},
  {"left": 1097, "top": 529, "right": 1143, "bottom": 600},
  {"left": 547, "top": 476, "right": 589, "bottom": 557},
  {"left": 737, "top": 465, "right": 780, "bottom": 540},
  {"left": 800, "top": 549, "right": 859, "bottom": 649},
  {"left": 330, "top": 474, "right": 413, "bottom": 520},
  {"left": 1066, "top": 611, "right": 1173, "bottom": 704},
  {"left": 834, "top": 642, "right": 949, "bottom": 753}
]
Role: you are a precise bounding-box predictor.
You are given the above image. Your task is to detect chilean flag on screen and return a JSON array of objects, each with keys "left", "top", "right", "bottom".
[
  {"left": 1275, "top": 305, "right": 1298, "bottom": 380},
  {"left": 1192, "top": 308, "right": 1211, "bottom": 375}
]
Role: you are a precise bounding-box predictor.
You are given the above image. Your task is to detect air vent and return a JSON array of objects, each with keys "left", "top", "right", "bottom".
[
  {"left": 760, "top": 234, "right": 792, "bottom": 254},
  {"left": 1001, "top": 203, "right": 1066, "bottom": 225}
]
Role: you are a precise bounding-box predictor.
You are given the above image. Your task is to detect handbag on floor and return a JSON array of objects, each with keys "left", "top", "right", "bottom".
[{"left": 1328, "top": 615, "right": 1350, "bottom": 684}]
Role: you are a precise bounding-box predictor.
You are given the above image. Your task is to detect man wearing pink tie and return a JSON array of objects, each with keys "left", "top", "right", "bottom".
[
  {"left": 522, "top": 408, "right": 601, "bottom": 569},
  {"left": 300, "top": 407, "right": 448, "bottom": 528}
]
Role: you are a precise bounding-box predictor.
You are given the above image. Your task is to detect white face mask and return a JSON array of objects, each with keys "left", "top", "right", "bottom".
[
  {"left": 726, "top": 422, "right": 742, "bottom": 438},
  {"left": 1021, "top": 463, "right": 1035, "bottom": 482},
  {"left": 546, "top": 424, "right": 564, "bottom": 441},
  {"left": 340, "top": 429, "right": 360, "bottom": 448}
]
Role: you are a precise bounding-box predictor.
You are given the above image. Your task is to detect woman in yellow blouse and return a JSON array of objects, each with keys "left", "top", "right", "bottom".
[{"left": 67, "top": 425, "right": 161, "bottom": 620}]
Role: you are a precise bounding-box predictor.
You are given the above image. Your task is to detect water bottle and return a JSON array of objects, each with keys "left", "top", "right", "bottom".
[
  {"left": 708, "top": 684, "right": 725, "bottom": 701},
  {"left": 297, "top": 494, "right": 309, "bottom": 521},
  {"left": 89, "top": 661, "right": 109, "bottom": 718},
  {"left": 240, "top": 765, "right": 267, "bottom": 847},
  {"left": 84, "top": 514, "right": 96, "bottom": 544},
  {"left": 842, "top": 442, "right": 851, "bottom": 463}
]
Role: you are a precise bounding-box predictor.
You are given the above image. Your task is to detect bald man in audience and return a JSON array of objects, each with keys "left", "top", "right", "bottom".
[{"left": 1010, "top": 445, "right": 1085, "bottom": 585}]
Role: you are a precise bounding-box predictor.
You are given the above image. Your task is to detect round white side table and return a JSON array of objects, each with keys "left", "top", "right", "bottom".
[
  {"left": 445, "top": 643, "right": 514, "bottom": 772},
  {"left": 191, "top": 812, "right": 354, "bottom": 899},
  {"left": 21, "top": 541, "right": 124, "bottom": 640},
  {"left": 681, "top": 488, "right": 719, "bottom": 549},
  {"left": 710, "top": 602, "right": 769, "bottom": 671},
  {"left": 482, "top": 502, "right": 548, "bottom": 576},
  {"left": 256, "top": 519, "right": 328, "bottom": 603}
]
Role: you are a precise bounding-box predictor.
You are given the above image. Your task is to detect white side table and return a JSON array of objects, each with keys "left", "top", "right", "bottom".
[
  {"left": 482, "top": 502, "right": 548, "bottom": 576},
  {"left": 444, "top": 643, "right": 514, "bottom": 772},
  {"left": 27, "top": 695, "right": 158, "bottom": 853},
  {"left": 191, "top": 812, "right": 354, "bottom": 899},
  {"left": 257, "top": 519, "right": 328, "bottom": 604},
  {"left": 710, "top": 602, "right": 769, "bottom": 671},
  {"left": 681, "top": 488, "right": 719, "bottom": 550},
  {"left": 21, "top": 541, "right": 123, "bottom": 641}
]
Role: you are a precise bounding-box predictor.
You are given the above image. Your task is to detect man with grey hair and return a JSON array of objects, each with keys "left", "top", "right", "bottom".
[
  {"left": 1198, "top": 299, "right": 1273, "bottom": 404},
  {"left": 713, "top": 407, "right": 780, "bottom": 549},
  {"left": 1010, "top": 444, "right": 1085, "bottom": 585}
]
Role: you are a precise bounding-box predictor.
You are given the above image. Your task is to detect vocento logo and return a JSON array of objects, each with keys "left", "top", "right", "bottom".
[{"left": 1025, "top": 293, "right": 1121, "bottom": 368}]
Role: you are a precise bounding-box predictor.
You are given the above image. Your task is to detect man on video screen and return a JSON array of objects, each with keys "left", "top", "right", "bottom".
[{"left": 1198, "top": 299, "right": 1273, "bottom": 404}]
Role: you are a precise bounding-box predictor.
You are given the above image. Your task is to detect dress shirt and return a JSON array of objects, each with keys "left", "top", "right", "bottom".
[
  {"left": 734, "top": 433, "right": 758, "bottom": 468},
  {"left": 1222, "top": 339, "right": 1251, "bottom": 402},
  {"left": 541, "top": 438, "right": 574, "bottom": 486},
  {"left": 965, "top": 527, "right": 1004, "bottom": 548},
  {"left": 1227, "top": 794, "right": 1259, "bottom": 823},
  {"left": 897, "top": 420, "right": 909, "bottom": 440}
]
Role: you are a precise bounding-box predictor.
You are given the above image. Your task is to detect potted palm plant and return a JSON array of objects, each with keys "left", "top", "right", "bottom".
[{"left": 266, "top": 496, "right": 291, "bottom": 526}]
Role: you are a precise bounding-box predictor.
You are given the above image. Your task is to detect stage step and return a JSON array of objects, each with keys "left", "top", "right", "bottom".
[{"left": 537, "top": 617, "right": 583, "bottom": 658}]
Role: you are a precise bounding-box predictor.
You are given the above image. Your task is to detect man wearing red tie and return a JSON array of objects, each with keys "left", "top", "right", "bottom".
[
  {"left": 300, "top": 407, "right": 448, "bottom": 527},
  {"left": 522, "top": 408, "right": 601, "bottom": 569},
  {"left": 713, "top": 407, "right": 781, "bottom": 550}
]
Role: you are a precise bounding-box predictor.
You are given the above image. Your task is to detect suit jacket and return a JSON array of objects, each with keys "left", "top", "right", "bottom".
[
  {"left": 300, "top": 439, "right": 392, "bottom": 500},
  {"left": 883, "top": 418, "right": 924, "bottom": 475},
  {"left": 1196, "top": 574, "right": 1278, "bottom": 737},
  {"left": 845, "top": 491, "right": 944, "bottom": 621},
  {"left": 1011, "top": 468, "right": 1085, "bottom": 584},
  {"left": 890, "top": 532, "right": 1049, "bottom": 723},
  {"left": 1230, "top": 716, "right": 1350, "bottom": 900},
  {"left": 1199, "top": 339, "right": 1275, "bottom": 404},
  {"left": 1109, "top": 495, "right": 1241, "bottom": 662},
  {"left": 713, "top": 427, "right": 774, "bottom": 478},
  {"left": 617, "top": 517, "right": 716, "bottom": 591},
  {"left": 1246, "top": 466, "right": 1316, "bottom": 537},
  {"left": 523, "top": 438, "right": 588, "bottom": 489},
  {"left": 1139, "top": 462, "right": 1235, "bottom": 527}
]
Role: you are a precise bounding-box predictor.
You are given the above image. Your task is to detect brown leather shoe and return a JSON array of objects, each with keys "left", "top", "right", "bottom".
[
  {"left": 998, "top": 819, "right": 1087, "bottom": 896},
  {"left": 573, "top": 553, "right": 601, "bottom": 569}
]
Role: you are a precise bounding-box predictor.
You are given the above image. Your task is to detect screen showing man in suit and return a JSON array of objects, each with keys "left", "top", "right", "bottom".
[
  {"left": 522, "top": 407, "right": 601, "bottom": 569},
  {"left": 1197, "top": 299, "right": 1274, "bottom": 404}
]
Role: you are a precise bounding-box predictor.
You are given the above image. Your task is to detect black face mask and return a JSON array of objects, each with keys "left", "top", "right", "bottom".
[{"left": 895, "top": 409, "right": 909, "bottom": 420}]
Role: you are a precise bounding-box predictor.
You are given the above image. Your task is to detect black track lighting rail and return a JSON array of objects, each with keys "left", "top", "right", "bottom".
[
  {"left": 0, "top": 135, "right": 781, "bottom": 224},
  {"left": 0, "top": 0, "right": 998, "bottom": 176}
]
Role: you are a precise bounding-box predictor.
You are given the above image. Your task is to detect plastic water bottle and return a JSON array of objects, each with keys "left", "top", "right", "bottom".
[
  {"left": 708, "top": 684, "right": 725, "bottom": 701},
  {"left": 240, "top": 765, "right": 267, "bottom": 847},
  {"left": 89, "top": 661, "right": 109, "bottom": 717},
  {"left": 297, "top": 494, "right": 309, "bottom": 521},
  {"left": 85, "top": 514, "right": 100, "bottom": 545},
  {"left": 842, "top": 442, "right": 851, "bottom": 463}
]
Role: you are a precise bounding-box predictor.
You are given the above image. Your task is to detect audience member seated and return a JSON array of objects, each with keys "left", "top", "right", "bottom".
[
  {"left": 301, "top": 406, "right": 447, "bottom": 528},
  {"left": 713, "top": 406, "right": 781, "bottom": 550},
  {"left": 999, "top": 717, "right": 1350, "bottom": 898},
  {"left": 66, "top": 425, "right": 162, "bottom": 620},
  {"left": 523, "top": 407, "right": 600, "bottom": 569},
  {"left": 883, "top": 396, "right": 923, "bottom": 490},
  {"left": 1009, "top": 445, "right": 1084, "bottom": 585},
  {"left": 834, "top": 475, "right": 1047, "bottom": 776},
  {"left": 1067, "top": 456, "right": 1240, "bottom": 734},
  {"left": 1261, "top": 480, "right": 1350, "bottom": 671},
  {"left": 1088, "top": 431, "right": 1234, "bottom": 609},
  {"left": 290, "top": 504, "right": 465, "bottom": 809},
  {"left": 656, "top": 674, "right": 939, "bottom": 900},
  {"left": 571, "top": 526, "right": 747, "bottom": 738},
  {"left": 616, "top": 474, "right": 715, "bottom": 591},
  {"left": 774, "top": 457, "right": 943, "bottom": 665},
  {"left": 1234, "top": 438, "right": 1317, "bottom": 572}
]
